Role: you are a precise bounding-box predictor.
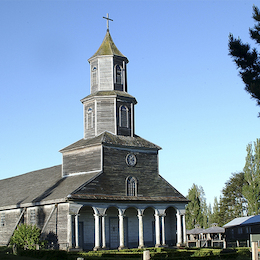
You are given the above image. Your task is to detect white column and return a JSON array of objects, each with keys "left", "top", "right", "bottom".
[
  {"left": 161, "top": 214, "right": 166, "bottom": 246},
  {"left": 176, "top": 211, "right": 182, "bottom": 246},
  {"left": 102, "top": 215, "right": 106, "bottom": 249},
  {"left": 94, "top": 213, "right": 101, "bottom": 250},
  {"left": 138, "top": 213, "right": 144, "bottom": 248},
  {"left": 75, "top": 214, "right": 79, "bottom": 248},
  {"left": 154, "top": 212, "right": 161, "bottom": 247},
  {"left": 182, "top": 214, "right": 187, "bottom": 244},
  {"left": 118, "top": 212, "right": 125, "bottom": 249},
  {"left": 67, "top": 214, "right": 73, "bottom": 249}
]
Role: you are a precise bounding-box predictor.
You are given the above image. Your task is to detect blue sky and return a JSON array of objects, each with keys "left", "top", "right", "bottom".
[{"left": 1, "top": 0, "right": 259, "bottom": 208}]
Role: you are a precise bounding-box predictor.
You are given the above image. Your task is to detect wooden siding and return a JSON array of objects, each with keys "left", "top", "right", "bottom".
[
  {"left": 102, "top": 146, "right": 159, "bottom": 197},
  {"left": 62, "top": 146, "right": 102, "bottom": 176},
  {"left": 96, "top": 98, "right": 115, "bottom": 135},
  {"left": 0, "top": 208, "right": 21, "bottom": 246},
  {"left": 40, "top": 204, "right": 69, "bottom": 249},
  {"left": 75, "top": 145, "right": 182, "bottom": 198},
  {"left": 75, "top": 145, "right": 176, "bottom": 197},
  {"left": 83, "top": 101, "right": 96, "bottom": 139},
  {"left": 99, "top": 57, "right": 113, "bottom": 91},
  {"left": 0, "top": 204, "right": 69, "bottom": 249}
]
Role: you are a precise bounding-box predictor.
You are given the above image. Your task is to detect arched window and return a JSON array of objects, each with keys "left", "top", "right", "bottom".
[
  {"left": 92, "top": 66, "right": 97, "bottom": 86},
  {"left": 119, "top": 105, "right": 128, "bottom": 128},
  {"left": 115, "top": 65, "right": 122, "bottom": 84},
  {"left": 126, "top": 176, "right": 137, "bottom": 196},
  {"left": 87, "top": 107, "right": 93, "bottom": 129}
]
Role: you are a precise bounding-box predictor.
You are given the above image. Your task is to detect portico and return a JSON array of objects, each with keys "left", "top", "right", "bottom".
[{"left": 68, "top": 203, "right": 187, "bottom": 250}]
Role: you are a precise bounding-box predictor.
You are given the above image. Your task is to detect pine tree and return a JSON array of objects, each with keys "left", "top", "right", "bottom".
[
  {"left": 216, "top": 172, "right": 247, "bottom": 226},
  {"left": 210, "top": 197, "right": 220, "bottom": 225},
  {"left": 243, "top": 139, "right": 260, "bottom": 215},
  {"left": 229, "top": 6, "right": 260, "bottom": 115},
  {"left": 185, "top": 184, "right": 205, "bottom": 229}
]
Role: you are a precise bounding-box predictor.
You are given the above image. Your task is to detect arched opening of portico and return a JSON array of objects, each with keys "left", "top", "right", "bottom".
[
  {"left": 75, "top": 206, "right": 95, "bottom": 250},
  {"left": 124, "top": 207, "right": 138, "bottom": 248},
  {"left": 143, "top": 207, "right": 155, "bottom": 247},
  {"left": 165, "top": 207, "right": 177, "bottom": 246},
  {"left": 105, "top": 206, "right": 120, "bottom": 249}
]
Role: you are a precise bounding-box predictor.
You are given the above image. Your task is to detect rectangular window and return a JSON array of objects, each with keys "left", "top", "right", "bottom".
[
  {"left": 1, "top": 213, "right": 5, "bottom": 227},
  {"left": 30, "top": 209, "right": 36, "bottom": 225}
]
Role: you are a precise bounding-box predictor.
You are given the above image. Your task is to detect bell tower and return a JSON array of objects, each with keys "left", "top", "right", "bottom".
[
  {"left": 88, "top": 29, "right": 128, "bottom": 93},
  {"left": 81, "top": 17, "right": 137, "bottom": 139}
]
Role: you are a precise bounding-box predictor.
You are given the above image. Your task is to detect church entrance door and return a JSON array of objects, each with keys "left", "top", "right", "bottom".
[{"left": 109, "top": 217, "right": 119, "bottom": 248}]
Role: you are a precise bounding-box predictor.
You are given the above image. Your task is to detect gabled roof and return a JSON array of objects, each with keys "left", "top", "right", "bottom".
[
  {"left": 88, "top": 30, "right": 127, "bottom": 60},
  {"left": 0, "top": 165, "right": 100, "bottom": 209},
  {"left": 223, "top": 215, "right": 260, "bottom": 228},
  {"left": 60, "top": 131, "right": 161, "bottom": 153}
]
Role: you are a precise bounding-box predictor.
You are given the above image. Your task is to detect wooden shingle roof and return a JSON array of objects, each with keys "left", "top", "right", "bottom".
[
  {"left": 60, "top": 131, "right": 161, "bottom": 153},
  {"left": 88, "top": 30, "right": 127, "bottom": 60},
  {"left": 0, "top": 165, "right": 100, "bottom": 210},
  {"left": 80, "top": 90, "right": 137, "bottom": 104}
]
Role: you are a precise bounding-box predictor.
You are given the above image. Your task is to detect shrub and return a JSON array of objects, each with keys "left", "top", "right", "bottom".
[
  {"left": 191, "top": 249, "right": 213, "bottom": 257},
  {"left": 10, "top": 224, "right": 42, "bottom": 250},
  {"left": 20, "top": 249, "right": 69, "bottom": 260}
]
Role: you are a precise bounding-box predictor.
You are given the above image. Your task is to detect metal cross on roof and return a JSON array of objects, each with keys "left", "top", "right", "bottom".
[{"left": 103, "top": 13, "right": 113, "bottom": 30}]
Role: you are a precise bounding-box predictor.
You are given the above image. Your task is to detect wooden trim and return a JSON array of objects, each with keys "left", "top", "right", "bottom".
[
  {"left": 131, "top": 103, "right": 134, "bottom": 137},
  {"left": 114, "top": 99, "right": 117, "bottom": 135},
  {"left": 95, "top": 100, "right": 97, "bottom": 136},
  {"left": 123, "top": 61, "right": 126, "bottom": 92}
]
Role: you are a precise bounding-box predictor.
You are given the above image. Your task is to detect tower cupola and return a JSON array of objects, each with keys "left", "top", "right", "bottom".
[
  {"left": 88, "top": 30, "right": 128, "bottom": 93},
  {"left": 81, "top": 17, "right": 136, "bottom": 139}
]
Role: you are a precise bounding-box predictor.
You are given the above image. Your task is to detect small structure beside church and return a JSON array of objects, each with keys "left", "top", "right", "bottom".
[
  {"left": 224, "top": 215, "right": 260, "bottom": 247},
  {"left": 187, "top": 224, "right": 225, "bottom": 248},
  {"left": 0, "top": 18, "right": 188, "bottom": 251}
]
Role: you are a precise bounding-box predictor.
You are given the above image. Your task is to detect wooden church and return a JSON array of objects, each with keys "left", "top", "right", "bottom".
[{"left": 0, "top": 20, "right": 188, "bottom": 250}]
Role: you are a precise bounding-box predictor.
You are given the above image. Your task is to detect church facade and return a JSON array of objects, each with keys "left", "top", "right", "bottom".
[{"left": 0, "top": 28, "right": 188, "bottom": 251}]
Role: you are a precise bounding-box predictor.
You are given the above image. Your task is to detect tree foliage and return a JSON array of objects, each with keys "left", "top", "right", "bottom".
[
  {"left": 229, "top": 6, "right": 260, "bottom": 114},
  {"left": 217, "top": 172, "right": 247, "bottom": 226},
  {"left": 185, "top": 184, "right": 206, "bottom": 229},
  {"left": 243, "top": 139, "right": 260, "bottom": 215},
  {"left": 209, "top": 197, "right": 221, "bottom": 225},
  {"left": 10, "top": 224, "right": 41, "bottom": 250}
]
